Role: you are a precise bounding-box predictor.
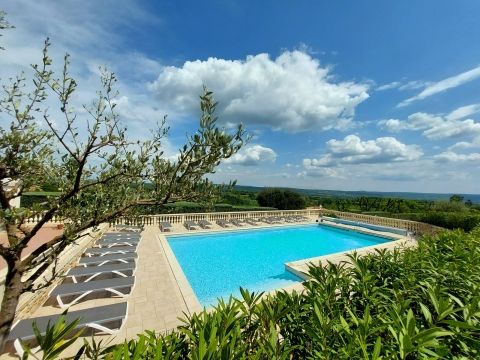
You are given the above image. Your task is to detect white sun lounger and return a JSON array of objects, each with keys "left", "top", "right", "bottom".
[
  {"left": 99, "top": 236, "right": 140, "bottom": 243},
  {"left": 198, "top": 219, "right": 212, "bottom": 229},
  {"left": 97, "top": 238, "right": 140, "bottom": 248},
  {"left": 159, "top": 221, "right": 173, "bottom": 232},
  {"left": 230, "top": 219, "right": 245, "bottom": 227},
  {"left": 216, "top": 219, "right": 230, "bottom": 228},
  {"left": 7, "top": 302, "right": 128, "bottom": 357},
  {"left": 50, "top": 277, "right": 135, "bottom": 309},
  {"left": 79, "top": 253, "right": 137, "bottom": 267},
  {"left": 67, "top": 262, "right": 136, "bottom": 283},
  {"left": 101, "top": 233, "right": 141, "bottom": 239},
  {"left": 113, "top": 224, "right": 143, "bottom": 232},
  {"left": 84, "top": 246, "right": 137, "bottom": 257},
  {"left": 184, "top": 221, "right": 198, "bottom": 230}
]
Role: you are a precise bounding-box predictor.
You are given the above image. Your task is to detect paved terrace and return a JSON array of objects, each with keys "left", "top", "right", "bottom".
[
  {"left": 0, "top": 211, "right": 425, "bottom": 358},
  {"left": 1, "top": 218, "right": 318, "bottom": 358}
]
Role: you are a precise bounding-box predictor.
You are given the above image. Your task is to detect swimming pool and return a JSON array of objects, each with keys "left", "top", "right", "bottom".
[{"left": 167, "top": 224, "right": 391, "bottom": 306}]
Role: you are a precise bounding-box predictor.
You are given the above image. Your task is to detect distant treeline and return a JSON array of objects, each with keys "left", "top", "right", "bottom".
[
  {"left": 21, "top": 185, "right": 480, "bottom": 231},
  {"left": 234, "top": 185, "right": 480, "bottom": 204}
]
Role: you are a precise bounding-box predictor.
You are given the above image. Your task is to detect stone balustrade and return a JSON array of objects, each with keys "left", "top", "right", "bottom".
[
  {"left": 20, "top": 208, "right": 442, "bottom": 236},
  {"left": 110, "top": 209, "right": 321, "bottom": 226},
  {"left": 22, "top": 214, "right": 63, "bottom": 225},
  {"left": 319, "top": 209, "right": 442, "bottom": 235},
  {"left": 111, "top": 208, "right": 442, "bottom": 236}
]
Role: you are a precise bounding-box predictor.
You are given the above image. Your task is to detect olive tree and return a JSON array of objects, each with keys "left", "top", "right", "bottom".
[{"left": 0, "top": 35, "right": 246, "bottom": 350}]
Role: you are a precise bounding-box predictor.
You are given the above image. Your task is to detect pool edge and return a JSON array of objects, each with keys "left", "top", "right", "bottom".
[
  {"left": 157, "top": 232, "right": 203, "bottom": 315},
  {"left": 285, "top": 221, "right": 415, "bottom": 280},
  {"left": 161, "top": 220, "right": 415, "bottom": 311}
]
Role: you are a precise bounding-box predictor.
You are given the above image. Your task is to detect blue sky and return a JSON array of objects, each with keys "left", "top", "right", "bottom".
[{"left": 2, "top": 1, "right": 480, "bottom": 193}]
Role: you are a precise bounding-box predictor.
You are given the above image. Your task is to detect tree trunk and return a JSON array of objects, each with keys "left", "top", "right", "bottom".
[{"left": 0, "top": 269, "right": 24, "bottom": 353}]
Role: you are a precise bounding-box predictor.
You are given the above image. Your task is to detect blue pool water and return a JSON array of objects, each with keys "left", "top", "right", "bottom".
[{"left": 167, "top": 225, "right": 390, "bottom": 306}]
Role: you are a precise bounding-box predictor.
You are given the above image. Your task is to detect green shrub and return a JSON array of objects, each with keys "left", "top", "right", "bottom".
[
  {"left": 432, "top": 200, "right": 468, "bottom": 213},
  {"left": 20, "top": 192, "right": 60, "bottom": 208},
  {"left": 220, "top": 190, "right": 258, "bottom": 207},
  {"left": 394, "top": 212, "right": 480, "bottom": 232},
  {"left": 420, "top": 212, "right": 480, "bottom": 231},
  {"left": 257, "top": 188, "right": 306, "bottom": 210}
]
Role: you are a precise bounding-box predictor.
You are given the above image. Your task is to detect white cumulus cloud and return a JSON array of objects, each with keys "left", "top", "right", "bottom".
[
  {"left": 398, "top": 65, "right": 480, "bottom": 107},
  {"left": 298, "top": 167, "right": 345, "bottom": 179},
  {"left": 379, "top": 108, "right": 480, "bottom": 140},
  {"left": 224, "top": 145, "right": 277, "bottom": 166},
  {"left": 434, "top": 151, "right": 480, "bottom": 163},
  {"left": 149, "top": 51, "right": 370, "bottom": 132},
  {"left": 448, "top": 136, "right": 480, "bottom": 150},
  {"left": 303, "top": 135, "right": 423, "bottom": 169}
]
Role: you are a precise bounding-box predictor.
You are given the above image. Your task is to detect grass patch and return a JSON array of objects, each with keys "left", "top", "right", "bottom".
[{"left": 22, "top": 191, "right": 61, "bottom": 196}]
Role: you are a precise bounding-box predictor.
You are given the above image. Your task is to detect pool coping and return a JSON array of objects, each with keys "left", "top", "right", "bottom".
[
  {"left": 160, "top": 220, "right": 414, "bottom": 312},
  {"left": 157, "top": 233, "right": 204, "bottom": 314}
]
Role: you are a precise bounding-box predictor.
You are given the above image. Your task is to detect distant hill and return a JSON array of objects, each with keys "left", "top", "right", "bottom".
[{"left": 234, "top": 185, "right": 480, "bottom": 204}]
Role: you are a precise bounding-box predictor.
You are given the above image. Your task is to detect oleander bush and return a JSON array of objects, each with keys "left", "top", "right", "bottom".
[{"left": 26, "top": 227, "right": 480, "bottom": 359}]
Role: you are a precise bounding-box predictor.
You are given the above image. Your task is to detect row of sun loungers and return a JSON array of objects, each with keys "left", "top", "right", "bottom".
[
  {"left": 216, "top": 216, "right": 309, "bottom": 228},
  {"left": 7, "top": 230, "right": 142, "bottom": 355},
  {"left": 158, "top": 216, "right": 311, "bottom": 232}
]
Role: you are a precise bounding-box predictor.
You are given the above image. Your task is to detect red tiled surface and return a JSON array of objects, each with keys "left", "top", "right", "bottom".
[{"left": 0, "top": 226, "right": 63, "bottom": 269}]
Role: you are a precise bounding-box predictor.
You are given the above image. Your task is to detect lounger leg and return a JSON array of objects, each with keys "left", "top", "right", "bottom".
[
  {"left": 96, "top": 259, "right": 131, "bottom": 267},
  {"left": 99, "top": 250, "right": 128, "bottom": 256},
  {"left": 14, "top": 340, "right": 43, "bottom": 357},
  {"left": 86, "top": 321, "right": 122, "bottom": 334},
  {"left": 105, "top": 287, "right": 130, "bottom": 298},
  {"left": 85, "top": 273, "right": 101, "bottom": 282},
  {"left": 112, "top": 271, "right": 128, "bottom": 278},
  {"left": 13, "top": 339, "right": 27, "bottom": 358},
  {"left": 57, "top": 290, "right": 93, "bottom": 309}
]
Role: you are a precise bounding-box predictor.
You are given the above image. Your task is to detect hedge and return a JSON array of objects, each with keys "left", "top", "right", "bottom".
[
  {"left": 20, "top": 192, "right": 60, "bottom": 208},
  {"left": 393, "top": 212, "right": 480, "bottom": 232}
]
